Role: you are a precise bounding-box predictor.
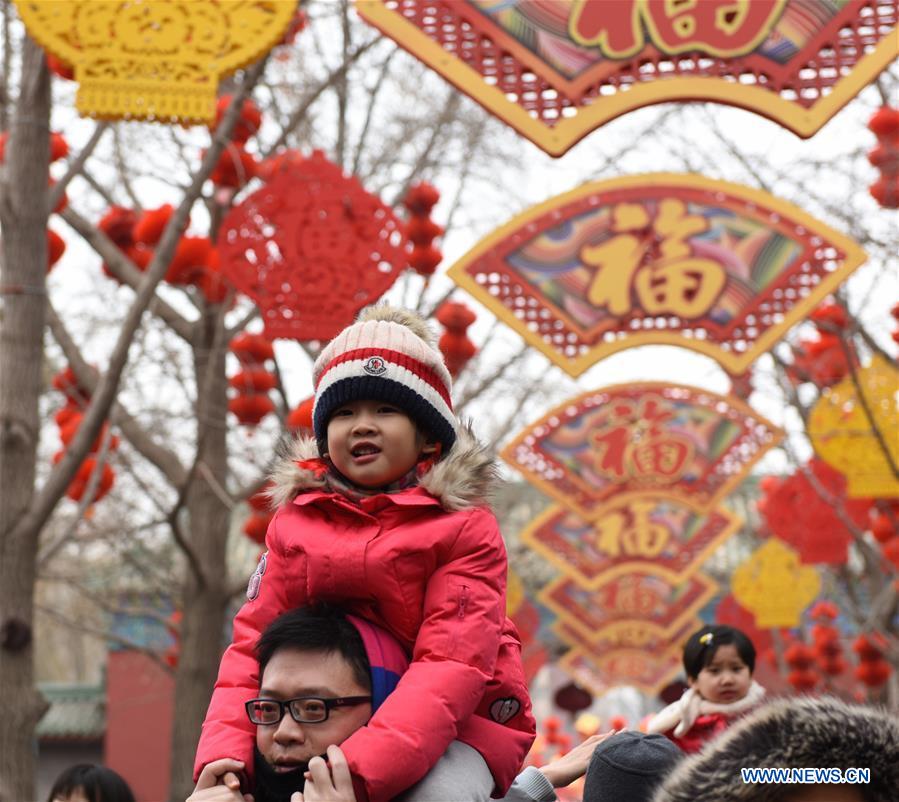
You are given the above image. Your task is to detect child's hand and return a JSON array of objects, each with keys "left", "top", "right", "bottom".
[
  {"left": 294, "top": 745, "right": 357, "bottom": 802},
  {"left": 187, "top": 759, "right": 253, "bottom": 802},
  {"left": 540, "top": 730, "right": 620, "bottom": 788}
]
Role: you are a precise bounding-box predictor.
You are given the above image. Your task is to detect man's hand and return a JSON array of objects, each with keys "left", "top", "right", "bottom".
[
  {"left": 290, "top": 745, "right": 357, "bottom": 802},
  {"left": 187, "top": 759, "right": 253, "bottom": 802},
  {"left": 540, "top": 730, "right": 619, "bottom": 788}
]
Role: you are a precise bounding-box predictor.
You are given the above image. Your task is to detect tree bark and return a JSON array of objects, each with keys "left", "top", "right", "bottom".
[
  {"left": 0, "top": 36, "right": 50, "bottom": 802},
  {"left": 167, "top": 306, "right": 232, "bottom": 802}
]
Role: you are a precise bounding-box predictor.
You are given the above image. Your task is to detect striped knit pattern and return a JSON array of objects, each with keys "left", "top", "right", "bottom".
[
  {"left": 346, "top": 614, "right": 409, "bottom": 713},
  {"left": 312, "top": 313, "right": 457, "bottom": 451}
]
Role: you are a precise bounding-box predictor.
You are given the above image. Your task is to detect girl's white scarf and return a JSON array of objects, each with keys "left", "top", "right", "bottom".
[{"left": 646, "top": 680, "right": 766, "bottom": 737}]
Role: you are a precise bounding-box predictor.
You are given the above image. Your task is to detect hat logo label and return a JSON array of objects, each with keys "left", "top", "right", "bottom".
[
  {"left": 363, "top": 356, "right": 387, "bottom": 376},
  {"left": 489, "top": 696, "right": 521, "bottom": 724}
]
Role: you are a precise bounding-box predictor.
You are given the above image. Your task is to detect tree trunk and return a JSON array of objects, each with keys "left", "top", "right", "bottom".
[
  {"left": 0, "top": 37, "right": 51, "bottom": 802},
  {"left": 168, "top": 307, "right": 232, "bottom": 802}
]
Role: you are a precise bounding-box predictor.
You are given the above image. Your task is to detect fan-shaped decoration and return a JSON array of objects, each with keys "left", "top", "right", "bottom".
[
  {"left": 503, "top": 382, "right": 782, "bottom": 518},
  {"left": 449, "top": 174, "right": 867, "bottom": 376},
  {"left": 761, "top": 458, "right": 872, "bottom": 565},
  {"left": 219, "top": 150, "right": 408, "bottom": 341},
  {"left": 808, "top": 355, "right": 899, "bottom": 499},
  {"left": 732, "top": 539, "right": 821, "bottom": 628},
  {"left": 522, "top": 495, "right": 740, "bottom": 587},
  {"left": 356, "top": 1, "right": 898, "bottom": 157},
  {"left": 540, "top": 570, "right": 718, "bottom": 641},
  {"left": 15, "top": 0, "right": 295, "bottom": 124},
  {"left": 561, "top": 647, "right": 682, "bottom": 697}
]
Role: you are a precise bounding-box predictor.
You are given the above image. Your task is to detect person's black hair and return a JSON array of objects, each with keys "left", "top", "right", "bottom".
[
  {"left": 682, "top": 624, "right": 756, "bottom": 679},
  {"left": 46, "top": 765, "right": 135, "bottom": 802},
  {"left": 255, "top": 604, "right": 371, "bottom": 691}
]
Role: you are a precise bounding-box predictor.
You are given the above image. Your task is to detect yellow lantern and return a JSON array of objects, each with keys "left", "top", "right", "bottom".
[
  {"left": 808, "top": 355, "right": 899, "bottom": 498},
  {"left": 732, "top": 540, "right": 820, "bottom": 628},
  {"left": 15, "top": 0, "right": 296, "bottom": 124}
]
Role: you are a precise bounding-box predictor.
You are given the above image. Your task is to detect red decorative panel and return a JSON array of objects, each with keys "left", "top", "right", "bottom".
[
  {"left": 449, "top": 174, "right": 867, "bottom": 376},
  {"left": 502, "top": 382, "right": 782, "bottom": 518},
  {"left": 522, "top": 496, "right": 740, "bottom": 587},
  {"left": 219, "top": 150, "right": 408, "bottom": 341},
  {"left": 356, "top": 1, "right": 899, "bottom": 156},
  {"left": 540, "top": 570, "right": 718, "bottom": 640},
  {"left": 561, "top": 647, "right": 682, "bottom": 697}
]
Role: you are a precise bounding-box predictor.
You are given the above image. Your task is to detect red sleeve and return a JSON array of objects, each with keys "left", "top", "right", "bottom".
[
  {"left": 340, "top": 507, "right": 507, "bottom": 802},
  {"left": 192, "top": 510, "right": 300, "bottom": 781}
]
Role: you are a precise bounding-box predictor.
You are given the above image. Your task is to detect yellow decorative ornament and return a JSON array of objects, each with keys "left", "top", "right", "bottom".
[
  {"left": 15, "top": 0, "right": 296, "bottom": 124},
  {"left": 808, "top": 355, "right": 899, "bottom": 498},
  {"left": 506, "top": 567, "right": 525, "bottom": 617},
  {"left": 732, "top": 540, "right": 820, "bottom": 628}
]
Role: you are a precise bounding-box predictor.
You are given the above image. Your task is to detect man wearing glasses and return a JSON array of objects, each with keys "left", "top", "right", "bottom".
[{"left": 188, "top": 605, "right": 408, "bottom": 802}]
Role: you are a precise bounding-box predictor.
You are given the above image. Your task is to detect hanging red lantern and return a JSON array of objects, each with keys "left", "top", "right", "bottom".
[
  {"left": 870, "top": 511, "right": 896, "bottom": 543},
  {"left": 243, "top": 483, "right": 274, "bottom": 544},
  {"left": 784, "top": 640, "right": 818, "bottom": 692},
  {"left": 403, "top": 182, "right": 443, "bottom": 276},
  {"left": 47, "top": 229, "right": 66, "bottom": 270},
  {"left": 809, "top": 302, "right": 848, "bottom": 332},
  {"left": 554, "top": 681, "right": 592, "bottom": 714},
  {"left": 287, "top": 396, "right": 314, "bottom": 433},
  {"left": 52, "top": 366, "right": 91, "bottom": 407},
  {"left": 209, "top": 143, "right": 259, "bottom": 188},
  {"left": 99, "top": 206, "right": 137, "bottom": 247},
  {"left": 228, "top": 332, "right": 276, "bottom": 427},
  {"left": 851, "top": 633, "right": 893, "bottom": 688},
  {"left": 50, "top": 132, "right": 69, "bottom": 163},
  {"left": 213, "top": 95, "right": 263, "bottom": 144},
  {"left": 403, "top": 182, "right": 440, "bottom": 215},
  {"left": 134, "top": 204, "right": 178, "bottom": 246},
  {"left": 436, "top": 301, "right": 478, "bottom": 377},
  {"left": 166, "top": 236, "right": 213, "bottom": 285},
  {"left": 867, "top": 106, "right": 899, "bottom": 209}
]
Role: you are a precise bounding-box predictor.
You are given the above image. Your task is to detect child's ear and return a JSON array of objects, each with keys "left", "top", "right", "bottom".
[
  {"left": 420, "top": 440, "right": 438, "bottom": 456},
  {"left": 686, "top": 676, "right": 696, "bottom": 688}
]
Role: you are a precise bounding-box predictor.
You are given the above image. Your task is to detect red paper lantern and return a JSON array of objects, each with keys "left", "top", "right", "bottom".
[
  {"left": 854, "top": 660, "right": 891, "bottom": 687},
  {"left": 409, "top": 244, "right": 442, "bottom": 276},
  {"left": 227, "top": 394, "right": 275, "bottom": 426},
  {"left": 229, "top": 369, "right": 278, "bottom": 394},
  {"left": 209, "top": 143, "right": 259, "bottom": 188},
  {"left": 213, "top": 95, "right": 263, "bottom": 144},
  {"left": 50, "top": 132, "right": 69, "bottom": 163},
  {"left": 52, "top": 366, "right": 90, "bottom": 406},
  {"left": 786, "top": 669, "right": 818, "bottom": 692},
  {"left": 403, "top": 182, "right": 440, "bottom": 215},
  {"left": 230, "top": 333, "right": 275, "bottom": 365},
  {"left": 406, "top": 216, "right": 443, "bottom": 246},
  {"left": 554, "top": 681, "right": 592, "bottom": 713},
  {"left": 134, "top": 204, "right": 176, "bottom": 247},
  {"left": 287, "top": 396, "right": 314, "bottom": 433},
  {"left": 166, "top": 236, "right": 213, "bottom": 285},
  {"left": 99, "top": 206, "right": 137, "bottom": 247},
  {"left": 870, "top": 512, "right": 896, "bottom": 543},
  {"left": 242, "top": 512, "right": 272, "bottom": 545},
  {"left": 47, "top": 229, "right": 66, "bottom": 270},
  {"left": 867, "top": 106, "right": 899, "bottom": 209}
]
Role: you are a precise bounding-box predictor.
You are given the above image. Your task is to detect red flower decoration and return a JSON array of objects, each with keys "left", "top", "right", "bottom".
[{"left": 219, "top": 150, "right": 408, "bottom": 341}]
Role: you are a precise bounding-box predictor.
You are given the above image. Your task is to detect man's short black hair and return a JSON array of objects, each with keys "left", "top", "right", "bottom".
[
  {"left": 255, "top": 605, "right": 371, "bottom": 691},
  {"left": 682, "top": 624, "right": 756, "bottom": 679},
  {"left": 46, "top": 765, "right": 135, "bottom": 802}
]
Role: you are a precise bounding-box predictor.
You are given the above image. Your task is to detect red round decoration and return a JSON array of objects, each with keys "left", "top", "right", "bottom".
[
  {"left": 786, "top": 669, "right": 818, "bottom": 692},
  {"left": 761, "top": 458, "right": 871, "bottom": 564},
  {"left": 52, "top": 366, "right": 90, "bottom": 406},
  {"left": 870, "top": 512, "right": 896, "bottom": 543},
  {"left": 409, "top": 244, "right": 442, "bottom": 276},
  {"left": 167, "top": 236, "right": 213, "bottom": 285},
  {"left": 868, "top": 106, "right": 899, "bottom": 139},
  {"left": 403, "top": 182, "right": 440, "bottom": 215},
  {"left": 49, "top": 179, "right": 67, "bottom": 214},
  {"left": 50, "top": 132, "right": 69, "bottom": 163},
  {"left": 229, "top": 369, "right": 278, "bottom": 393},
  {"left": 99, "top": 206, "right": 137, "bottom": 247},
  {"left": 213, "top": 95, "right": 263, "bottom": 144},
  {"left": 869, "top": 176, "right": 899, "bottom": 209},
  {"left": 242, "top": 512, "right": 272, "bottom": 544},
  {"left": 228, "top": 394, "right": 275, "bottom": 425},
  {"left": 287, "top": 396, "right": 314, "bottom": 433},
  {"left": 406, "top": 217, "right": 443, "bottom": 246},
  {"left": 554, "top": 681, "right": 592, "bottom": 713},
  {"left": 209, "top": 143, "right": 259, "bottom": 188},
  {"left": 230, "top": 333, "right": 274, "bottom": 364},
  {"left": 47, "top": 229, "right": 66, "bottom": 270},
  {"left": 809, "top": 303, "right": 848, "bottom": 332},
  {"left": 134, "top": 204, "right": 176, "bottom": 247},
  {"left": 218, "top": 150, "right": 408, "bottom": 341}
]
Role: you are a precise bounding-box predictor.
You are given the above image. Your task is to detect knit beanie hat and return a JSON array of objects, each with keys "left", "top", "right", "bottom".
[
  {"left": 346, "top": 614, "right": 410, "bottom": 713},
  {"left": 583, "top": 731, "right": 682, "bottom": 802},
  {"left": 312, "top": 305, "right": 457, "bottom": 454}
]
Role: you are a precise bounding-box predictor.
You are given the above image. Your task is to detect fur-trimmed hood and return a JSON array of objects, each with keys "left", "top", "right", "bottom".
[
  {"left": 266, "top": 422, "right": 497, "bottom": 512},
  {"left": 652, "top": 695, "right": 899, "bottom": 802}
]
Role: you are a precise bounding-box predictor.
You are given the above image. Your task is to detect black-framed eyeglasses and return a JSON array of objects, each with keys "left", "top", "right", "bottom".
[{"left": 245, "top": 696, "right": 372, "bottom": 725}]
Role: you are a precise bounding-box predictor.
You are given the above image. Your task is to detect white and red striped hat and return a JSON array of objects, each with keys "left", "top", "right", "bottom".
[{"left": 312, "top": 306, "right": 457, "bottom": 451}]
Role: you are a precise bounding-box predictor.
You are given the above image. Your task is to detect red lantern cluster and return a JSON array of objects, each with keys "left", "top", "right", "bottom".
[
  {"left": 784, "top": 639, "right": 818, "bottom": 692},
  {"left": 403, "top": 182, "right": 443, "bottom": 276},
  {"left": 98, "top": 205, "right": 149, "bottom": 283},
  {"left": 786, "top": 302, "right": 855, "bottom": 388},
  {"left": 51, "top": 366, "right": 118, "bottom": 504},
  {"left": 243, "top": 484, "right": 273, "bottom": 545},
  {"left": 286, "top": 395, "right": 314, "bottom": 435},
  {"left": 435, "top": 301, "right": 477, "bottom": 377},
  {"left": 852, "top": 633, "right": 893, "bottom": 688},
  {"left": 208, "top": 95, "right": 263, "bottom": 190},
  {"left": 228, "top": 333, "right": 276, "bottom": 426},
  {"left": 867, "top": 106, "right": 899, "bottom": 209},
  {"left": 808, "top": 601, "right": 846, "bottom": 677},
  {"left": 758, "top": 458, "right": 871, "bottom": 565},
  {"left": 542, "top": 716, "right": 572, "bottom": 755}
]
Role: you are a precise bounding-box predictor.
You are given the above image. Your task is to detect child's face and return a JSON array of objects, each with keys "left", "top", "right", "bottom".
[
  {"left": 326, "top": 399, "right": 435, "bottom": 488},
  {"left": 688, "top": 643, "right": 752, "bottom": 704}
]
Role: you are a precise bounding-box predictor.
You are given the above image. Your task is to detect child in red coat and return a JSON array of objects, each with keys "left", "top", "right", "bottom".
[
  {"left": 194, "top": 306, "right": 535, "bottom": 802},
  {"left": 647, "top": 625, "right": 765, "bottom": 753}
]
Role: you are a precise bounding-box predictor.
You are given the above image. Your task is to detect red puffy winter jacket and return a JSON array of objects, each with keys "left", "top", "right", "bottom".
[{"left": 194, "top": 431, "right": 535, "bottom": 801}]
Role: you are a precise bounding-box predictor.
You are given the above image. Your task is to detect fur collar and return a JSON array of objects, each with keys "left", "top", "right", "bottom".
[
  {"left": 647, "top": 681, "right": 766, "bottom": 737},
  {"left": 652, "top": 695, "right": 899, "bottom": 802},
  {"left": 266, "top": 423, "right": 497, "bottom": 512}
]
